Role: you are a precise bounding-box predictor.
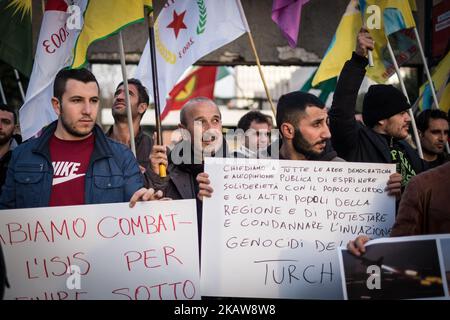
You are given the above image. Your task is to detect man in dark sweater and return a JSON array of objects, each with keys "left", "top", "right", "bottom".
[
  {"left": 416, "top": 109, "right": 449, "bottom": 169},
  {"left": 0, "top": 104, "right": 21, "bottom": 196},
  {"left": 329, "top": 28, "right": 427, "bottom": 193}
]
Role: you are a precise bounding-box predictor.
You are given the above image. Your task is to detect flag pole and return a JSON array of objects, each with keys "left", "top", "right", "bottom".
[
  {"left": 412, "top": 27, "right": 440, "bottom": 110},
  {"left": 359, "top": 7, "right": 374, "bottom": 67},
  {"left": 386, "top": 39, "right": 423, "bottom": 159},
  {"left": 0, "top": 80, "right": 7, "bottom": 104},
  {"left": 411, "top": 87, "right": 426, "bottom": 114},
  {"left": 146, "top": 6, "right": 166, "bottom": 177},
  {"left": 412, "top": 23, "right": 450, "bottom": 154},
  {"left": 236, "top": 0, "right": 277, "bottom": 118},
  {"left": 13, "top": 69, "right": 25, "bottom": 102},
  {"left": 118, "top": 31, "right": 137, "bottom": 157}
]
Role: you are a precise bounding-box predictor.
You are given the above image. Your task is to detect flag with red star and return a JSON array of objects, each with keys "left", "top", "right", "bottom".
[{"left": 135, "top": 0, "right": 249, "bottom": 118}]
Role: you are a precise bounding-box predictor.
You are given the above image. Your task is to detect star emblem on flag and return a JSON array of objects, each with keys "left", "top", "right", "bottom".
[{"left": 166, "top": 9, "right": 187, "bottom": 38}]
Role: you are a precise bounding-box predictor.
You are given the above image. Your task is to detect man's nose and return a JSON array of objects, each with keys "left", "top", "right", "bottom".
[
  {"left": 404, "top": 112, "right": 411, "bottom": 122},
  {"left": 82, "top": 102, "right": 93, "bottom": 114},
  {"left": 322, "top": 124, "right": 331, "bottom": 139}
]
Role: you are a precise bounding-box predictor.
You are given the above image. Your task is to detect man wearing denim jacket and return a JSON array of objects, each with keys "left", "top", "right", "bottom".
[{"left": 0, "top": 68, "right": 162, "bottom": 209}]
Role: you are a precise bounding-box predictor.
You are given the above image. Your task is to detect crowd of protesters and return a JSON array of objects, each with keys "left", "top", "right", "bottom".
[{"left": 0, "top": 28, "right": 449, "bottom": 299}]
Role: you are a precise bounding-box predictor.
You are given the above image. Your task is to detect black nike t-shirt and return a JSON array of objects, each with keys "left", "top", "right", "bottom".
[{"left": 49, "top": 134, "right": 95, "bottom": 206}]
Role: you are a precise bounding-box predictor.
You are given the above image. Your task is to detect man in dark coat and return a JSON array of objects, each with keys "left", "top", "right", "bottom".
[
  {"left": 147, "top": 97, "right": 229, "bottom": 238},
  {"left": 329, "top": 28, "right": 427, "bottom": 192}
]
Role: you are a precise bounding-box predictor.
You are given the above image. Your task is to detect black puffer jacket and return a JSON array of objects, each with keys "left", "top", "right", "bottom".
[{"left": 329, "top": 53, "right": 427, "bottom": 174}]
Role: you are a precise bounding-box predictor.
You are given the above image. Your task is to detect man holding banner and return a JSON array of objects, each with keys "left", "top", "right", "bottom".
[
  {"left": 199, "top": 90, "right": 402, "bottom": 199},
  {"left": 148, "top": 97, "right": 230, "bottom": 236},
  {"left": 0, "top": 68, "right": 162, "bottom": 210},
  {"left": 329, "top": 28, "right": 427, "bottom": 194}
]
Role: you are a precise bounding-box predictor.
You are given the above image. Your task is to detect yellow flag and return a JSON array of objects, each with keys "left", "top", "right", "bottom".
[
  {"left": 71, "top": 0, "right": 152, "bottom": 68},
  {"left": 419, "top": 51, "right": 450, "bottom": 112},
  {"left": 408, "top": 0, "right": 417, "bottom": 12},
  {"left": 312, "top": 0, "right": 361, "bottom": 86},
  {"left": 362, "top": 0, "right": 416, "bottom": 83}
]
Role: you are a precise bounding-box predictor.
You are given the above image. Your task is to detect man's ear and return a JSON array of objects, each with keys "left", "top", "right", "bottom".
[
  {"left": 178, "top": 123, "right": 189, "bottom": 140},
  {"left": 138, "top": 102, "right": 148, "bottom": 116},
  {"left": 51, "top": 97, "right": 61, "bottom": 116},
  {"left": 280, "top": 123, "right": 294, "bottom": 139},
  {"left": 376, "top": 119, "right": 386, "bottom": 128}
]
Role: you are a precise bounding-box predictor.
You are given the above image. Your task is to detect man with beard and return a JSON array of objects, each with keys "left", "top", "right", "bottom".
[
  {"left": 416, "top": 109, "right": 449, "bottom": 169},
  {"left": 106, "top": 79, "right": 154, "bottom": 185},
  {"left": 0, "top": 68, "right": 162, "bottom": 209},
  {"left": 147, "top": 97, "right": 228, "bottom": 237},
  {"left": 198, "top": 91, "right": 401, "bottom": 199},
  {"left": 266, "top": 91, "right": 343, "bottom": 161},
  {"left": 329, "top": 28, "right": 427, "bottom": 195},
  {"left": 0, "top": 104, "right": 21, "bottom": 194}
]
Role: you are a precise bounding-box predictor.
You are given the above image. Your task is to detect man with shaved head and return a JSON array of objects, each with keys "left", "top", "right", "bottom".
[{"left": 147, "top": 97, "right": 229, "bottom": 238}]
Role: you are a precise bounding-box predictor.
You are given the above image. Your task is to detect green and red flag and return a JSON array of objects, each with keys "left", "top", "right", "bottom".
[{"left": 162, "top": 66, "right": 218, "bottom": 121}]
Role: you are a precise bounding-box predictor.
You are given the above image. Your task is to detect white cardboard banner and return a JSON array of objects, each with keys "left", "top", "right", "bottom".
[
  {"left": 201, "top": 158, "right": 396, "bottom": 299},
  {"left": 0, "top": 200, "right": 200, "bottom": 300}
]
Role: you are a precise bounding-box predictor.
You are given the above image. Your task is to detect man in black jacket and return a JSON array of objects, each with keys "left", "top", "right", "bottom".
[
  {"left": 0, "top": 104, "right": 21, "bottom": 195},
  {"left": 329, "top": 28, "right": 427, "bottom": 192}
]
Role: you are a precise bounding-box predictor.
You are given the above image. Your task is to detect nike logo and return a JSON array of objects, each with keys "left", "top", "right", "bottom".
[{"left": 52, "top": 173, "right": 85, "bottom": 186}]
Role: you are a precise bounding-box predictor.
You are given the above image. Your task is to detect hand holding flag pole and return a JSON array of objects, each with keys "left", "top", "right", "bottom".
[
  {"left": 365, "top": 32, "right": 374, "bottom": 67},
  {"left": 360, "top": 18, "right": 374, "bottom": 67},
  {"left": 146, "top": 7, "right": 166, "bottom": 178}
]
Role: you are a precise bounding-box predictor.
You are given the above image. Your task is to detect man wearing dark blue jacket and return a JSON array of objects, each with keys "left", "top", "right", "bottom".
[{"left": 0, "top": 68, "right": 162, "bottom": 209}]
